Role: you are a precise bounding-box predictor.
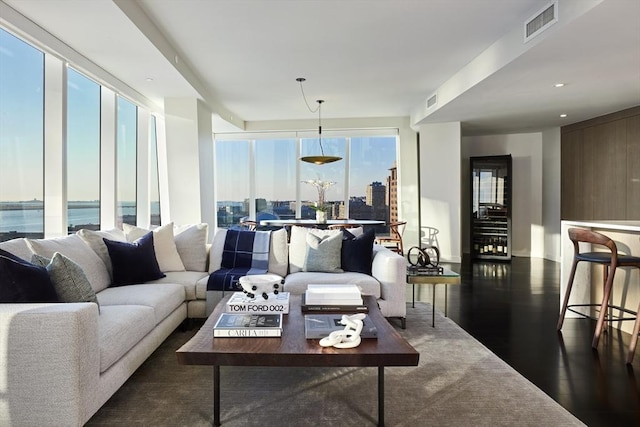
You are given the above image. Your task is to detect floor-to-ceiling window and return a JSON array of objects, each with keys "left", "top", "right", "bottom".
[
  {"left": 349, "top": 136, "right": 398, "bottom": 230},
  {"left": 0, "top": 28, "right": 44, "bottom": 242},
  {"left": 0, "top": 25, "right": 162, "bottom": 238},
  {"left": 116, "top": 96, "right": 137, "bottom": 227},
  {"left": 215, "top": 139, "right": 250, "bottom": 228},
  {"left": 67, "top": 67, "right": 100, "bottom": 232},
  {"left": 255, "top": 138, "right": 297, "bottom": 220},
  {"left": 214, "top": 132, "right": 397, "bottom": 230},
  {"left": 149, "top": 115, "right": 161, "bottom": 227}
]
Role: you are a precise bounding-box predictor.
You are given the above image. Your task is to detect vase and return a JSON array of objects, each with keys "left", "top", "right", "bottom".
[{"left": 316, "top": 211, "right": 327, "bottom": 223}]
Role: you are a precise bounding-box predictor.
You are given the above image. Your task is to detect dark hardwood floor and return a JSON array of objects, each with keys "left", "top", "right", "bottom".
[{"left": 420, "top": 257, "right": 640, "bottom": 427}]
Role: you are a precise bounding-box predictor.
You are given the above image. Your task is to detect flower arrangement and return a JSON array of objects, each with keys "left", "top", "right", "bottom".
[{"left": 302, "top": 179, "right": 335, "bottom": 213}]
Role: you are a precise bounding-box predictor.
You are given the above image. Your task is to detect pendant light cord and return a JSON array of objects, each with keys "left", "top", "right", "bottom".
[{"left": 297, "top": 77, "right": 321, "bottom": 113}]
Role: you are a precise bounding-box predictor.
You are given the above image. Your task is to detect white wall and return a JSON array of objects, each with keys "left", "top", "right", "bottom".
[
  {"left": 542, "top": 127, "right": 561, "bottom": 261},
  {"left": 164, "top": 98, "right": 212, "bottom": 227},
  {"left": 418, "top": 122, "right": 462, "bottom": 262},
  {"left": 462, "top": 132, "right": 548, "bottom": 259}
]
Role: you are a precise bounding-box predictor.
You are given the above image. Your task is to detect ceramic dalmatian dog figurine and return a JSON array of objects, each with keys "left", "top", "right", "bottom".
[{"left": 238, "top": 274, "right": 285, "bottom": 300}]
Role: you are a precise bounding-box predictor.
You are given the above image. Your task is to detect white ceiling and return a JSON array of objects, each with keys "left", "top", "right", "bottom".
[{"left": 2, "top": 0, "right": 639, "bottom": 135}]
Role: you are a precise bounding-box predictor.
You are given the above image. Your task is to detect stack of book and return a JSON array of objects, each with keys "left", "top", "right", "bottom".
[
  {"left": 213, "top": 313, "right": 283, "bottom": 337},
  {"left": 225, "top": 291, "right": 290, "bottom": 314},
  {"left": 302, "top": 284, "right": 368, "bottom": 313}
]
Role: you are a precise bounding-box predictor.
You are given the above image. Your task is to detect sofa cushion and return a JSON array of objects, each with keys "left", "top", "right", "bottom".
[
  {"left": 289, "top": 227, "right": 342, "bottom": 273},
  {"left": 303, "top": 230, "right": 343, "bottom": 273},
  {"left": 0, "top": 238, "right": 33, "bottom": 261},
  {"left": 77, "top": 228, "right": 126, "bottom": 279},
  {"left": 123, "top": 223, "right": 186, "bottom": 272},
  {"left": 97, "top": 283, "right": 185, "bottom": 325},
  {"left": 284, "top": 271, "right": 381, "bottom": 298},
  {"left": 146, "top": 271, "right": 208, "bottom": 301},
  {"left": 31, "top": 253, "right": 100, "bottom": 310},
  {"left": 98, "top": 304, "right": 156, "bottom": 373},
  {"left": 174, "top": 223, "right": 209, "bottom": 272},
  {"left": 0, "top": 249, "right": 58, "bottom": 303},
  {"left": 104, "top": 232, "right": 166, "bottom": 286},
  {"left": 341, "top": 228, "right": 375, "bottom": 275},
  {"left": 27, "top": 234, "right": 111, "bottom": 293}
]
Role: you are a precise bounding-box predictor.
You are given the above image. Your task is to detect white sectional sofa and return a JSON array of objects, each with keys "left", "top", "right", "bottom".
[
  {"left": 0, "top": 224, "right": 407, "bottom": 426},
  {"left": 0, "top": 223, "right": 210, "bottom": 426},
  {"left": 207, "top": 226, "right": 408, "bottom": 322}
]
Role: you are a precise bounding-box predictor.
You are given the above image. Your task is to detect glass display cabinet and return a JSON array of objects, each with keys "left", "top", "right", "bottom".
[{"left": 470, "top": 155, "right": 512, "bottom": 261}]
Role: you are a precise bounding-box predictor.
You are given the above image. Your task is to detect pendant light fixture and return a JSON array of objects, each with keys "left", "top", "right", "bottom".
[{"left": 297, "top": 77, "right": 342, "bottom": 165}]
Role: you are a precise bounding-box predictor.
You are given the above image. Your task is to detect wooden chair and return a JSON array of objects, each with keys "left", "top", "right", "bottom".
[
  {"left": 328, "top": 223, "right": 361, "bottom": 230},
  {"left": 557, "top": 228, "right": 640, "bottom": 363},
  {"left": 239, "top": 219, "right": 257, "bottom": 231},
  {"left": 375, "top": 221, "right": 407, "bottom": 255}
]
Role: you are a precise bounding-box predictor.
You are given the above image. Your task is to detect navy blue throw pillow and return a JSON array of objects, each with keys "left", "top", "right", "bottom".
[
  {"left": 103, "top": 232, "right": 165, "bottom": 286},
  {"left": 0, "top": 248, "right": 59, "bottom": 303},
  {"left": 341, "top": 229, "right": 375, "bottom": 275}
]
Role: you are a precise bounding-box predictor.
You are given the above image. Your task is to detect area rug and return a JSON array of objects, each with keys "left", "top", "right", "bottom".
[{"left": 86, "top": 303, "right": 585, "bottom": 426}]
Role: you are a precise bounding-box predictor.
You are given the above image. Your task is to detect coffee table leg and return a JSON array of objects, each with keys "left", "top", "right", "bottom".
[
  {"left": 214, "top": 365, "right": 220, "bottom": 426},
  {"left": 378, "top": 366, "right": 385, "bottom": 427}
]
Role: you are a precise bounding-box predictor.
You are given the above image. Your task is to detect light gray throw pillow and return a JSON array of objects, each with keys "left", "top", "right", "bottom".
[
  {"left": 303, "top": 230, "right": 343, "bottom": 273},
  {"left": 174, "top": 223, "right": 209, "bottom": 272},
  {"left": 31, "top": 252, "right": 100, "bottom": 311}
]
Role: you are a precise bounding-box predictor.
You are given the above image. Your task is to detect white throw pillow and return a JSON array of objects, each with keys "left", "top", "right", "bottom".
[
  {"left": 77, "top": 228, "right": 126, "bottom": 279},
  {"left": 268, "top": 228, "right": 289, "bottom": 277},
  {"left": 123, "top": 223, "right": 185, "bottom": 272},
  {"left": 174, "top": 223, "right": 209, "bottom": 272},
  {"left": 208, "top": 228, "right": 227, "bottom": 273}
]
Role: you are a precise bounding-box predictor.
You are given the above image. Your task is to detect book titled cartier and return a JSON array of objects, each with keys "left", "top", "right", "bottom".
[{"left": 213, "top": 313, "right": 283, "bottom": 337}]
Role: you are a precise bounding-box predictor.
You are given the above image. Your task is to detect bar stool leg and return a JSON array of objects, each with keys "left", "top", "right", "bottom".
[
  {"left": 592, "top": 266, "right": 617, "bottom": 349},
  {"left": 627, "top": 300, "right": 640, "bottom": 364},
  {"left": 557, "top": 259, "right": 580, "bottom": 331}
]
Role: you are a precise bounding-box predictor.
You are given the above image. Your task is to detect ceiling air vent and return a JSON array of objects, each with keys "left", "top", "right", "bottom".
[
  {"left": 524, "top": 1, "right": 557, "bottom": 42},
  {"left": 427, "top": 93, "right": 437, "bottom": 109}
]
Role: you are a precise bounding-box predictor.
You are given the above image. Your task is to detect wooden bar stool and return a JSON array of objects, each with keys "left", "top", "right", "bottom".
[{"left": 557, "top": 228, "right": 640, "bottom": 358}]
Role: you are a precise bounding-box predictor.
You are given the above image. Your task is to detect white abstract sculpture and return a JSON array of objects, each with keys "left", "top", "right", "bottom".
[{"left": 319, "top": 313, "right": 366, "bottom": 349}]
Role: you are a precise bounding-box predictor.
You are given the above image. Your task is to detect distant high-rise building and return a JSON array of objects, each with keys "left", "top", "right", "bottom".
[
  {"left": 387, "top": 161, "right": 398, "bottom": 223},
  {"left": 366, "top": 181, "right": 387, "bottom": 221}
]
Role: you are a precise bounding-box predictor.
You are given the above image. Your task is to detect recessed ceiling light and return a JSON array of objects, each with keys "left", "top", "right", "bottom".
[
  {"left": 560, "top": 114, "right": 568, "bottom": 118},
  {"left": 554, "top": 83, "right": 565, "bottom": 87},
  {"left": 145, "top": 77, "right": 154, "bottom": 82}
]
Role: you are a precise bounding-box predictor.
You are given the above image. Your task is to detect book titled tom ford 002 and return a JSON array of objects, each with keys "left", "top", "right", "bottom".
[
  {"left": 213, "top": 313, "right": 283, "bottom": 337},
  {"left": 225, "top": 292, "right": 290, "bottom": 314}
]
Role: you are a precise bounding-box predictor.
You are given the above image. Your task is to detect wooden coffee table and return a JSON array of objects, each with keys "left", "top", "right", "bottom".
[{"left": 176, "top": 294, "right": 419, "bottom": 426}]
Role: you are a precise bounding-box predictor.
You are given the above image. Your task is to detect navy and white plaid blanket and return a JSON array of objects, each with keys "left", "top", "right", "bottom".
[{"left": 207, "top": 229, "right": 271, "bottom": 292}]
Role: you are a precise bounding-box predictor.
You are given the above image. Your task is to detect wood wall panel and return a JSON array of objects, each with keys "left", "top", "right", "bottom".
[
  {"left": 561, "top": 130, "right": 584, "bottom": 219},
  {"left": 561, "top": 106, "right": 640, "bottom": 221},
  {"left": 628, "top": 115, "right": 640, "bottom": 217},
  {"left": 590, "top": 120, "right": 627, "bottom": 219}
]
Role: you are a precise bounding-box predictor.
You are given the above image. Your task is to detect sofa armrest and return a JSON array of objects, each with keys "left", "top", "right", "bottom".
[
  {"left": 0, "top": 303, "right": 100, "bottom": 425},
  {"left": 371, "top": 245, "right": 407, "bottom": 318}
]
